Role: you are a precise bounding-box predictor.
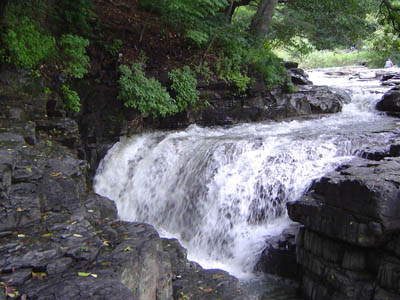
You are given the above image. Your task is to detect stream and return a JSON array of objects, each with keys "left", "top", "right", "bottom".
[{"left": 94, "top": 67, "right": 399, "bottom": 299}]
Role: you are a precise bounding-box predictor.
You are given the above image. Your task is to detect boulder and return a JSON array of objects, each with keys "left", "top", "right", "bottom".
[
  {"left": 271, "top": 85, "right": 350, "bottom": 118},
  {"left": 288, "top": 157, "right": 400, "bottom": 247},
  {"left": 287, "top": 68, "right": 313, "bottom": 85},
  {"left": 254, "top": 223, "right": 300, "bottom": 278},
  {"left": 288, "top": 148, "right": 400, "bottom": 300},
  {"left": 376, "top": 87, "right": 400, "bottom": 115}
]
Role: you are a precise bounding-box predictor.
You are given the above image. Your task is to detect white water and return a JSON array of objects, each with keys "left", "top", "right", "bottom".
[{"left": 94, "top": 67, "right": 398, "bottom": 279}]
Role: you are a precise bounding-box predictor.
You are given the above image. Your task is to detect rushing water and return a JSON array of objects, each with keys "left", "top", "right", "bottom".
[{"left": 94, "top": 67, "right": 399, "bottom": 292}]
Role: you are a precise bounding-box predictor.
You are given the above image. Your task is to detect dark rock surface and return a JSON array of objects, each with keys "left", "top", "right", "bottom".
[
  {"left": 376, "top": 87, "right": 400, "bottom": 117},
  {"left": 287, "top": 144, "right": 400, "bottom": 300},
  {"left": 254, "top": 223, "right": 300, "bottom": 279},
  {"left": 270, "top": 85, "right": 350, "bottom": 118},
  {"left": 0, "top": 66, "right": 250, "bottom": 300}
]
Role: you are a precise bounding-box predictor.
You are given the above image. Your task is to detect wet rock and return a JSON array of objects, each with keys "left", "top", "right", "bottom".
[
  {"left": 287, "top": 68, "right": 313, "bottom": 85},
  {"left": 288, "top": 154, "right": 400, "bottom": 300},
  {"left": 271, "top": 85, "right": 350, "bottom": 118},
  {"left": 376, "top": 87, "right": 400, "bottom": 116},
  {"left": 36, "top": 118, "right": 81, "bottom": 149},
  {"left": 255, "top": 223, "right": 300, "bottom": 278}
]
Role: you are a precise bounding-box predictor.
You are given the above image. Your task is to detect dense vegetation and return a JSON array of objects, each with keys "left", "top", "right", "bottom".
[{"left": 0, "top": 0, "right": 399, "bottom": 116}]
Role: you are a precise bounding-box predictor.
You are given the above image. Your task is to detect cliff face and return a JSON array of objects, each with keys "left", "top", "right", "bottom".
[
  {"left": 0, "top": 66, "right": 253, "bottom": 300},
  {"left": 288, "top": 147, "right": 400, "bottom": 300}
]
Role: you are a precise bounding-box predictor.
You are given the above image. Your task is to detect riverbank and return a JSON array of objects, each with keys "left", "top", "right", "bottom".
[{"left": 1, "top": 65, "right": 400, "bottom": 300}]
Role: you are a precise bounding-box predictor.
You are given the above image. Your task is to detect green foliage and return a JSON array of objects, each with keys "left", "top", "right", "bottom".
[
  {"left": 249, "top": 43, "right": 286, "bottom": 89},
  {"left": 194, "top": 61, "right": 214, "bottom": 83},
  {"left": 270, "top": 0, "right": 380, "bottom": 50},
  {"left": 59, "top": 34, "right": 90, "bottom": 79},
  {"left": 168, "top": 66, "right": 200, "bottom": 111},
  {"left": 104, "top": 39, "right": 123, "bottom": 56},
  {"left": 61, "top": 84, "right": 81, "bottom": 112},
  {"left": 118, "top": 64, "right": 177, "bottom": 117},
  {"left": 140, "top": 0, "right": 228, "bottom": 45},
  {"left": 1, "top": 17, "right": 56, "bottom": 69},
  {"left": 279, "top": 49, "right": 380, "bottom": 69},
  {"left": 364, "top": 13, "right": 400, "bottom": 63},
  {"left": 118, "top": 64, "right": 203, "bottom": 117},
  {"left": 227, "top": 71, "right": 252, "bottom": 92},
  {"left": 185, "top": 30, "right": 209, "bottom": 47},
  {"left": 57, "top": 0, "right": 96, "bottom": 36}
]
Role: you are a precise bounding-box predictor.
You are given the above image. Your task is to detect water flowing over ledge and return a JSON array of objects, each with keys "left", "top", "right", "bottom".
[{"left": 94, "top": 67, "right": 399, "bottom": 279}]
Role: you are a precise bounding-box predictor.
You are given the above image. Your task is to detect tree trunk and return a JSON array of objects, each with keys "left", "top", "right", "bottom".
[
  {"left": 224, "top": 0, "right": 252, "bottom": 21},
  {"left": 250, "top": 0, "right": 279, "bottom": 39}
]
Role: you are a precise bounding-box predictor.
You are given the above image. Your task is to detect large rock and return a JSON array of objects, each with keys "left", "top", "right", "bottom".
[
  {"left": 271, "top": 85, "right": 350, "bottom": 118},
  {"left": 376, "top": 87, "right": 400, "bottom": 116},
  {"left": 289, "top": 157, "right": 400, "bottom": 247},
  {"left": 288, "top": 147, "right": 400, "bottom": 300},
  {"left": 254, "top": 223, "right": 300, "bottom": 278}
]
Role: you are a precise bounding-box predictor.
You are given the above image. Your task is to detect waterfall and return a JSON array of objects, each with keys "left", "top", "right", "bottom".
[{"left": 94, "top": 67, "right": 397, "bottom": 278}]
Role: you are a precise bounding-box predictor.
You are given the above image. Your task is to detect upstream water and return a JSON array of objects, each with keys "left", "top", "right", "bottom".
[{"left": 94, "top": 67, "right": 399, "bottom": 297}]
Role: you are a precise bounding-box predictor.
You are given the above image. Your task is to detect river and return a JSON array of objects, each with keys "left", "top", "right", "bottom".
[{"left": 94, "top": 67, "right": 399, "bottom": 299}]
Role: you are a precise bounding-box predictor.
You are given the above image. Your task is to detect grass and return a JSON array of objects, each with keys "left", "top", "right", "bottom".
[{"left": 274, "top": 48, "right": 389, "bottom": 69}]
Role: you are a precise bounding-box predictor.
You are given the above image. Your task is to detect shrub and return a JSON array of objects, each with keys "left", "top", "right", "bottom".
[
  {"left": 105, "top": 39, "right": 123, "bottom": 57},
  {"left": 61, "top": 84, "right": 81, "bottom": 112},
  {"left": 57, "top": 0, "right": 96, "bottom": 37},
  {"left": 168, "top": 66, "right": 200, "bottom": 111},
  {"left": 227, "top": 70, "right": 252, "bottom": 92},
  {"left": 59, "top": 34, "right": 90, "bottom": 78},
  {"left": 118, "top": 64, "right": 177, "bottom": 117},
  {"left": 248, "top": 43, "right": 287, "bottom": 88},
  {"left": 185, "top": 30, "right": 209, "bottom": 47},
  {"left": 2, "top": 17, "right": 56, "bottom": 69}
]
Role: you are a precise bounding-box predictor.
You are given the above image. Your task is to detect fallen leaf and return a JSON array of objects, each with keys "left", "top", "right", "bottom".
[
  {"left": 78, "top": 272, "right": 91, "bottom": 277},
  {"left": 42, "top": 233, "right": 53, "bottom": 237},
  {"left": 17, "top": 234, "right": 25, "bottom": 238},
  {"left": 123, "top": 247, "right": 133, "bottom": 252},
  {"left": 73, "top": 234, "right": 83, "bottom": 238},
  {"left": 32, "top": 272, "right": 47, "bottom": 279}
]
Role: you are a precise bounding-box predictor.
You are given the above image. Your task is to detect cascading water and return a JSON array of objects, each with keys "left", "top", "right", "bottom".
[{"left": 94, "top": 67, "right": 398, "bottom": 283}]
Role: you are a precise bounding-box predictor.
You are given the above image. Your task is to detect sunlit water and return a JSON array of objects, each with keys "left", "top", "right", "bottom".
[{"left": 94, "top": 67, "right": 399, "bottom": 298}]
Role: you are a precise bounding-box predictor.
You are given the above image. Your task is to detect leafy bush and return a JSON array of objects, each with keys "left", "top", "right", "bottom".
[
  {"left": 118, "top": 64, "right": 177, "bottom": 117},
  {"left": 61, "top": 84, "right": 81, "bottom": 112},
  {"left": 59, "top": 34, "right": 90, "bottom": 78},
  {"left": 2, "top": 17, "right": 56, "bottom": 69},
  {"left": 105, "top": 39, "right": 123, "bottom": 56},
  {"left": 185, "top": 30, "right": 209, "bottom": 47},
  {"left": 168, "top": 66, "right": 200, "bottom": 111},
  {"left": 227, "top": 70, "right": 252, "bottom": 92},
  {"left": 248, "top": 44, "right": 287, "bottom": 88},
  {"left": 57, "top": 0, "right": 96, "bottom": 36}
]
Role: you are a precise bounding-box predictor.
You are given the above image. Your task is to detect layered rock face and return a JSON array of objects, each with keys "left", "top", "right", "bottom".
[
  {"left": 288, "top": 144, "right": 400, "bottom": 300},
  {"left": 0, "top": 66, "right": 250, "bottom": 300}
]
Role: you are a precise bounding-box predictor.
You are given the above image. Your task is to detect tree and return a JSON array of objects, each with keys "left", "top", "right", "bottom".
[
  {"left": 249, "top": 0, "right": 279, "bottom": 39},
  {"left": 380, "top": 0, "right": 400, "bottom": 32}
]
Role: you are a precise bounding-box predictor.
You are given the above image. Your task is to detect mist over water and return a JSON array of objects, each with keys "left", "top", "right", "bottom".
[{"left": 94, "top": 67, "right": 398, "bottom": 279}]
